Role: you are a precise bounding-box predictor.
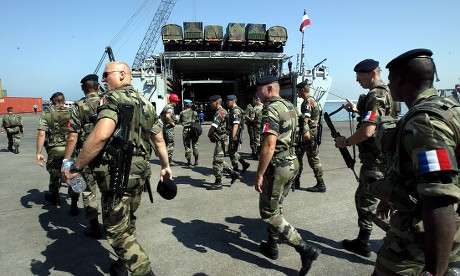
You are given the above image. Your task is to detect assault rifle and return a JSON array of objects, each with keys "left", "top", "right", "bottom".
[
  {"left": 105, "top": 104, "right": 135, "bottom": 207},
  {"left": 323, "top": 106, "right": 359, "bottom": 182}
]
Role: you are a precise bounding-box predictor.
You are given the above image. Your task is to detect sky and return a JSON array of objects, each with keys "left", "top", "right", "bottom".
[{"left": 1, "top": 0, "right": 459, "bottom": 102}]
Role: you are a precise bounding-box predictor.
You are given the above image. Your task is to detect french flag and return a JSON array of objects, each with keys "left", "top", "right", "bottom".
[
  {"left": 418, "top": 149, "right": 453, "bottom": 174},
  {"left": 99, "top": 97, "right": 106, "bottom": 106},
  {"left": 263, "top": 123, "right": 270, "bottom": 133},
  {"left": 299, "top": 10, "right": 311, "bottom": 33},
  {"left": 363, "top": 111, "right": 376, "bottom": 121}
]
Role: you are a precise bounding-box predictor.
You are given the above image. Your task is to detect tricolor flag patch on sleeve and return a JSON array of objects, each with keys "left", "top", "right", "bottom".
[
  {"left": 99, "top": 97, "right": 106, "bottom": 106},
  {"left": 418, "top": 149, "right": 453, "bottom": 174},
  {"left": 363, "top": 111, "right": 376, "bottom": 121},
  {"left": 263, "top": 123, "right": 270, "bottom": 133}
]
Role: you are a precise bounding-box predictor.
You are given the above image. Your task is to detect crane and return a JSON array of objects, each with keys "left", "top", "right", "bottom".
[{"left": 132, "top": 0, "right": 177, "bottom": 69}]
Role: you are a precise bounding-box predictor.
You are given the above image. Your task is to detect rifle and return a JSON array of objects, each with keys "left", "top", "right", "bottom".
[
  {"left": 144, "top": 177, "right": 153, "bottom": 203},
  {"left": 105, "top": 104, "right": 135, "bottom": 207},
  {"left": 292, "top": 114, "right": 305, "bottom": 192},
  {"left": 316, "top": 111, "right": 323, "bottom": 146},
  {"left": 323, "top": 106, "right": 360, "bottom": 182}
]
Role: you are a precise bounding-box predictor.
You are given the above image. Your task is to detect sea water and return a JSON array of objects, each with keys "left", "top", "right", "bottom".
[{"left": 323, "top": 101, "right": 408, "bottom": 121}]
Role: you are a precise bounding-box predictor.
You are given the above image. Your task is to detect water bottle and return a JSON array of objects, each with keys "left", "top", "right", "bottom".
[{"left": 62, "top": 160, "right": 87, "bottom": 193}]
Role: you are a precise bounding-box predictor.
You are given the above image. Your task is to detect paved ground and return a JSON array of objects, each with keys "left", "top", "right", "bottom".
[{"left": 0, "top": 113, "right": 385, "bottom": 275}]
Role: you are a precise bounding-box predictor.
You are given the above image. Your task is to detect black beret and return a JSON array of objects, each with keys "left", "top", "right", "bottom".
[
  {"left": 296, "top": 80, "right": 311, "bottom": 89},
  {"left": 80, "top": 74, "right": 99, "bottom": 83},
  {"left": 209, "top": 95, "right": 221, "bottom": 102},
  {"left": 157, "top": 178, "right": 177, "bottom": 200},
  {"left": 354, "top": 59, "right": 379, "bottom": 73},
  {"left": 256, "top": 75, "right": 279, "bottom": 86},
  {"left": 386, "top": 48, "right": 433, "bottom": 69},
  {"left": 226, "top": 95, "right": 237, "bottom": 101},
  {"left": 50, "top": 92, "right": 64, "bottom": 101}
]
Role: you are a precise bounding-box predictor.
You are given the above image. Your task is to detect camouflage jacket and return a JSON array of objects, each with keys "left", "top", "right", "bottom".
[
  {"left": 252, "top": 103, "right": 263, "bottom": 127},
  {"left": 160, "top": 103, "right": 176, "bottom": 129},
  {"left": 356, "top": 80, "right": 392, "bottom": 158},
  {"left": 2, "top": 112, "right": 21, "bottom": 132},
  {"left": 227, "top": 104, "right": 244, "bottom": 135},
  {"left": 244, "top": 103, "right": 254, "bottom": 123},
  {"left": 211, "top": 106, "right": 228, "bottom": 137},
  {"left": 97, "top": 84, "right": 161, "bottom": 176},
  {"left": 300, "top": 95, "right": 320, "bottom": 133},
  {"left": 261, "top": 96, "right": 299, "bottom": 157},
  {"left": 68, "top": 93, "right": 100, "bottom": 149},
  {"left": 179, "top": 107, "right": 198, "bottom": 128},
  {"left": 37, "top": 105, "right": 70, "bottom": 148}
]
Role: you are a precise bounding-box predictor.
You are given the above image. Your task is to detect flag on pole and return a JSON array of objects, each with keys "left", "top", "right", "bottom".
[{"left": 299, "top": 10, "right": 311, "bottom": 32}]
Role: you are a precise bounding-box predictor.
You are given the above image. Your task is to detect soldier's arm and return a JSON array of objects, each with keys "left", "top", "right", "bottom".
[
  {"left": 36, "top": 130, "right": 47, "bottom": 166},
  {"left": 75, "top": 118, "right": 115, "bottom": 171},
  {"left": 165, "top": 112, "right": 175, "bottom": 126},
  {"left": 152, "top": 131, "right": 172, "bottom": 181},
  {"left": 336, "top": 122, "right": 375, "bottom": 148},
  {"left": 64, "top": 132, "right": 78, "bottom": 160}
]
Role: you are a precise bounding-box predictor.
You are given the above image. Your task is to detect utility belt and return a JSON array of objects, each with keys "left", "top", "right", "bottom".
[{"left": 273, "top": 148, "right": 297, "bottom": 159}]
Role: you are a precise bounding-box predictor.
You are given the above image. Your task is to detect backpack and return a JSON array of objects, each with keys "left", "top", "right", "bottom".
[{"left": 190, "top": 121, "right": 202, "bottom": 142}]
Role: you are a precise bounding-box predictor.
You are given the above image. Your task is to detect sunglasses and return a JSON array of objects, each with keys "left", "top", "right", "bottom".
[{"left": 102, "top": 70, "right": 123, "bottom": 78}]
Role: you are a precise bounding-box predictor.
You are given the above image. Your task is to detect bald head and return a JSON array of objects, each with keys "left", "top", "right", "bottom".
[{"left": 103, "top": 62, "right": 132, "bottom": 90}]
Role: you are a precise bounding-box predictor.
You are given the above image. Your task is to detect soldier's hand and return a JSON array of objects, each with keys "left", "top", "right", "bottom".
[
  {"left": 377, "top": 201, "right": 394, "bottom": 220},
  {"left": 335, "top": 136, "right": 347, "bottom": 148},
  {"left": 254, "top": 175, "right": 264, "bottom": 193},
  {"left": 160, "top": 166, "right": 172, "bottom": 182},
  {"left": 37, "top": 153, "right": 46, "bottom": 167},
  {"left": 345, "top": 99, "right": 358, "bottom": 113}
]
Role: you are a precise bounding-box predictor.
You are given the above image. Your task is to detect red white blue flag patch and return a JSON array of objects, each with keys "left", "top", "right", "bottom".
[
  {"left": 263, "top": 123, "right": 270, "bottom": 133},
  {"left": 363, "top": 111, "right": 376, "bottom": 121},
  {"left": 99, "top": 97, "right": 106, "bottom": 106},
  {"left": 418, "top": 149, "right": 452, "bottom": 174}
]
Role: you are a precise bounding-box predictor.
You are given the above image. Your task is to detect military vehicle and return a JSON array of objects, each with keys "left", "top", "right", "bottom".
[
  {"left": 266, "top": 26, "right": 288, "bottom": 53},
  {"left": 183, "top": 22, "right": 204, "bottom": 50},
  {"left": 161, "top": 24, "right": 183, "bottom": 51},
  {"left": 204, "top": 25, "right": 223, "bottom": 51},
  {"left": 223, "top": 23, "right": 245, "bottom": 51},
  {"left": 245, "top": 23, "right": 266, "bottom": 51}
]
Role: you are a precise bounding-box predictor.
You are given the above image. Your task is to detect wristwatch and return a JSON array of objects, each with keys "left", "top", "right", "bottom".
[{"left": 69, "top": 163, "right": 83, "bottom": 173}]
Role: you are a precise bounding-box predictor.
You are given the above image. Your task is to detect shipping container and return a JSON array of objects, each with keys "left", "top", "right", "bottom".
[{"left": 0, "top": 97, "right": 43, "bottom": 115}]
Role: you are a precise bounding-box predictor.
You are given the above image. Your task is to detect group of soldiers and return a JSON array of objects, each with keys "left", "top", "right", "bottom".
[{"left": 7, "top": 47, "right": 460, "bottom": 275}]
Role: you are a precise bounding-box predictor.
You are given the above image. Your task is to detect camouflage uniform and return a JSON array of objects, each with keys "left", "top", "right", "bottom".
[
  {"left": 179, "top": 106, "right": 199, "bottom": 164},
  {"left": 353, "top": 80, "right": 392, "bottom": 234},
  {"left": 211, "top": 106, "right": 231, "bottom": 183},
  {"left": 259, "top": 95, "right": 303, "bottom": 246},
  {"left": 160, "top": 103, "right": 176, "bottom": 161},
  {"left": 252, "top": 103, "right": 263, "bottom": 157},
  {"left": 227, "top": 104, "right": 247, "bottom": 171},
  {"left": 68, "top": 93, "right": 100, "bottom": 221},
  {"left": 296, "top": 96, "right": 325, "bottom": 189},
  {"left": 244, "top": 103, "right": 254, "bottom": 152},
  {"left": 2, "top": 111, "right": 22, "bottom": 152},
  {"left": 92, "top": 83, "right": 160, "bottom": 275},
  {"left": 372, "top": 89, "right": 460, "bottom": 275},
  {"left": 38, "top": 106, "right": 76, "bottom": 198}
]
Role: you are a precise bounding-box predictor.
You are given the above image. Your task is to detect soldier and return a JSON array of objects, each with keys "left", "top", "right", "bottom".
[
  {"left": 252, "top": 96, "right": 263, "bottom": 159},
  {"left": 2, "top": 106, "right": 23, "bottom": 153},
  {"left": 62, "top": 74, "right": 102, "bottom": 238},
  {"left": 179, "top": 99, "right": 199, "bottom": 166},
  {"left": 244, "top": 100, "right": 255, "bottom": 156},
  {"left": 294, "top": 80, "right": 326, "bottom": 192},
  {"left": 369, "top": 49, "right": 460, "bottom": 275},
  {"left": 64, "top": 62, "right": 171, "bottom": 275},
  {"left": 254, "top": 75, "right": 320, "bottom": 275},
  {"left": 335, "top": 59, "right": 393, "bottom": 257},
  {"left": 36, "top": 92, "right": 79, "bottom": 215},
  {"left": 161, "top": 93, "right": 180, "bottom": 165},
  {"left": 226, "top": 95, "right": 250, "bottom": 173},
  {"left": 207, "top": 95, "right": 239, "bottom": 190}
]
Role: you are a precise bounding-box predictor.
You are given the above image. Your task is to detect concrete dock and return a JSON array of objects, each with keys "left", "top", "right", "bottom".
[{"left": 0, "top": 113, "right": 385, "bottom": 275}]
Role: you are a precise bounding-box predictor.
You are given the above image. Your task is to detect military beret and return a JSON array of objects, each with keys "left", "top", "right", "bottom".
[
  {"left": 354, "top": 59, "right": 379, "bottom": 73},
  {"left": 50, "top": 92, "right": 64, "bottom": 101},
  {"left": 386, "top": 48, "right": 433, "bottom": 69},
  {"left": 80, "top": 74, "right": 99, "bottom": 83},
  {"left": 256, "top": 75, "right": 279, "bottom": 86},
  {"left": 209, "top": 95, "right": 221, "bottom": 102},
  {"left": 226, "top": 95, "right": 237, "bottom": 101},
  {"left": 296, "top": 80, "right": 311, "bottom": 89},
  {"left": 157, "top": 178, "right": 177, "bottom": 200}
]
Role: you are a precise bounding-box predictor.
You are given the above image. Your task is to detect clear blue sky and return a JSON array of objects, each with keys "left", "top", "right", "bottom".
[{"left": 1, "top": 0, "right": 459, "bottom": 101}]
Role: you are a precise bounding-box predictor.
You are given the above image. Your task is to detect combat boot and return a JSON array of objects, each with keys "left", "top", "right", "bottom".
[
  {"left": 13, "top": 146, "right": 19, "bottom": 154},
  {"left": 238, "top": 158, "right": 250, "bottom": 173},
  {"left": 84, "top": 218, "right": 103, "bottom": 239},
  {"left": 206, "top": 180, "right": 223, "bottom": 190},
  {"left": 296, "top": 240, "right": 321, "bottom": 276},
  {"left": 194, "top": 155, "right": 199, "bottom": 166},
  {"left": 306, "top": 179, "right": 326, "bottom": 193},
  {"left": 186, "top": 157, "right": 192, "bottom": 167},
  {"left": 259, "top": 237, "right": 279, "bottom": 260},
  {"left": 342, "top": 229, "right": 371, "bottom": 257},
  {"left": 7, "top": 146, "right": 12, "bottom": 152},
  {"left": 226, "top": 168, "right": 240, "bottom": 184},
  {"left": 69, "top": 194, "right": 80, "bottom": 216},
  {"left": 44, "top": 192, "right": 60, "bottom": 206},
  {"left": 109, "top": 259, "right": 128, "bottom": 276}
]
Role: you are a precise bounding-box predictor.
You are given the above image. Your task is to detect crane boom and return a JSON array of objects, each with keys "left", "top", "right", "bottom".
[{"left": 132, "top": 0, "right": 176, "bottom": 69}]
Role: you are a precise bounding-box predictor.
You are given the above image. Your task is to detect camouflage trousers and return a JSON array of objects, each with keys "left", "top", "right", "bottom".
[
  {"left": 355, "top": 161, "right": 385, "bottom": 232},
  {"left": 259, "top": 156, "right": 302, "bottom": 246},
  {"left": 374, "top": 225, "right": 460, "bottom": 275},
  {"left": 94, "top": 166, "right": 151, "bottom": 275},
  {"left": 247, "top": 126, "right": 254, "bottom": 150},
  {"left": 81, "top": 167, "right": 99, "bottom": 220},
  {"left": 227, "top": 139, "right": 241, "bottom": 170},
  {"left": 46, "top": 156, "right": 77, "bottom": 197},
  {"left": 6, "top": 132, "right": 20, "bottom": 149},
  {"left": 182, "top": 128, "right": 199, "bottom": 159},
  {"left": 213, "top": 139, "right": 231, "bottom": 182},
  {"left": 253, "top": 124, "right": 261, "bottom": 153},
  {"left": 163, "top": 127, "right": 175, "bottom": 159},
  {"left": 297, "top": 139, "right": 323, "bottom": 183}
]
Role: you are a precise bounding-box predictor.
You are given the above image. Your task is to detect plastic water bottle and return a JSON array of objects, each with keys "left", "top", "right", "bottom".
[{"left": 70, "top": 173, "right": 87, "bottom": 193}]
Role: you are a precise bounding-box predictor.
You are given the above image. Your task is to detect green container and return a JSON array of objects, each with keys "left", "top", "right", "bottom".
[
  {"left": 266, "top": 26, "right": 288, "bottom": 46},
  {"left": 204, "top": 25, "right": 223, "bottom": 42},
  {"left": 245, "top": 23, "right": 266, "bottom": 42},
  {"left": 183, "top": 22, "right": 204, "bottom": 40},
  {"left": 161, "top": 24, "right": 183, "bottom": 44},
  {"left": 225, "top": 23, "right": 246, "bottom": 42}
]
